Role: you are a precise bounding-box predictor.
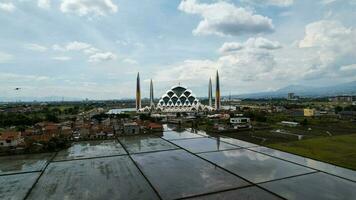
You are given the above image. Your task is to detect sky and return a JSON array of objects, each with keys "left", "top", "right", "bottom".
[{"left": 0, "top": 0, "right": 356, "bottom": 100}]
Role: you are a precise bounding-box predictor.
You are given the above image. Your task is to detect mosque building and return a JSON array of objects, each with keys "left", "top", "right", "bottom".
[{"left": 136, "top": 70, "right": 221, "bottom": 113}]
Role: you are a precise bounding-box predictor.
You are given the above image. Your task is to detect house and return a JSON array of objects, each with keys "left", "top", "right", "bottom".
[
  {"left": 123, "top": 122, "right": 140, "bottom": 135},
  {"left": 329, "top": 95, "right": 355, "bottom": 102},
  {"left": 0, "top": 131, "right": 23, "bottom": 148},
  {"left": 147, "top": 123, "right": 163, "bottom": 132},
  {"left": 304, "top": 108, "right": 316, "bottom": 117},
  {"left": 289, "top": 109, "right": 304, "bottom": 117},
  {"left": 339, "top": 111, "right": 356, "bottom": 120},
  {"left": 230, "top": 117, "right": 251, "bottom": 129}
]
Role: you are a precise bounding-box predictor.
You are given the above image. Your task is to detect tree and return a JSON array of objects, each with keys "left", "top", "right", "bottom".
[
  {"left": 334, "top": 106, "right": 343, "bottom": 113},
  {"left": 301, "top": 118, "right": 308, "bottom": 126},
  {"left": 45, "top": 113, "right": 59, "bottom": 123}
]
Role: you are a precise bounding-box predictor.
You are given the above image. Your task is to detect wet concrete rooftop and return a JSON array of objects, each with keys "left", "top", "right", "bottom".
[{"left": 1, "top": 125, "right": 356, "bottom": 200}]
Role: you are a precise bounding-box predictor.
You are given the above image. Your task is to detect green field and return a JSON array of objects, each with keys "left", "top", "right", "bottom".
[{"left": 268, "top": 134, "right": 356, "bottom": 170}]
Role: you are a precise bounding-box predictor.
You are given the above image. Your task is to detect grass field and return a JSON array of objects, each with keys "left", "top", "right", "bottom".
[{"left": 268, "top": 134, "right": 356, "bottom": 170}]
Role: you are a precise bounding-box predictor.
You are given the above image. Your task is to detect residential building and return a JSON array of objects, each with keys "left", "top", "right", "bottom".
[
  {"left": 123, "top": 122, "right": 140, "bottom": 134},
  {"left": 304, "top": 108, "right": 316, "bottom": 117},
  {"left": 0, "top": 131, "right": 23, "bottom": 148}
]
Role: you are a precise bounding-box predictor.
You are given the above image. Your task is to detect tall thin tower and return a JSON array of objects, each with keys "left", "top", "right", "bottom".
[
  {"left": 215, "top": 70, "right": 221, "bottom": 110},
  {"left": 208, "top": 78, "right": 212, "bottom": 107},
  {"left": 150, "top": 79, "right": 154, "bottom": 108},
  {"left": 136, "top": 72, "right": 141, "bottom": 111}
]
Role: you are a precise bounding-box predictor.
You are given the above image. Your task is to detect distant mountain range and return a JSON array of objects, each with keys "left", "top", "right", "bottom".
[
  {"left": 234, "top": 81, "right": 356, "bottom": 99},
  {"left": 1, "top": 81, "right": 355, "bottom": 102},
  {"left": 0, "top": 96, "right": 84, "bottom": 102}
]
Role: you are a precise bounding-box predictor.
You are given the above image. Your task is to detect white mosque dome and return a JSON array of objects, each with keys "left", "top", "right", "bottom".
[{"left": 156, "top": 85, "right": 212, "bottom": 112}]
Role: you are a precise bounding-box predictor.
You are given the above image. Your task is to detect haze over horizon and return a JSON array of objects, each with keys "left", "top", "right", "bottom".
[{"left": 1, "top": 0, "right": 356, "bottom": 100}]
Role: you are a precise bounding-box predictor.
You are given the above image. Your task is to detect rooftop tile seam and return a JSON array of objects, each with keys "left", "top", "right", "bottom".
[
  {"left": 209, "top": 134, "right": 356, "bottom": 183},
  {"left": 167, "top": 136, "right": 246, "bottom": 148},
  {"left": 167, "top": 136, "right": 206, "bottom": 141},
  {"left": 24, "top": 151, "right": 58, "bottom": 200},
  {"left": 115, "top": 138, "right": 164, "bottom": 200},
  {"left": 128, "top": 147, "right": 181, "bottom": 155},
  {"left": 174, "top": 184, "right": 259, "bottom": 200},
  {"left": 163, "top": 136, "right": 209, "bottom": 141},
  {"left": 159, "top": 137, "right": 287, "bottom": 200},
  {"left": 246, "top": 144, "right": 356, "bottom": 172},
  {"left": 0, "top": 170, "right": 42, "bottom": 177},
  {"left": 243, "top": 148, "right": 322, "bottom": 171},
  {"left": 257, "top": 171, "right": 319, "bottom": 185},
  {"left": 51, "top": 153, "right": 128, "bottom": 163},
  {"left": 193, "top": 147, "right": 244, "bottom": 154},
  {"left": 212, "top": 139, "right": 259, "bottom": 149},
  {"left": 194, "top": 134, "right": 252, "bottom": 148},
  {"left": 245, "top": 147, "right": 356, "bottom": 183}
]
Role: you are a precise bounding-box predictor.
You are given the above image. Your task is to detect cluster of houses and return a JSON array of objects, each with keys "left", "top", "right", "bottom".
[
  {"left": 0, "top": 108, "right": 163, "bottom": 152},
  {"left": 0, "top": 121, "right": 72, "bottom": 151}
]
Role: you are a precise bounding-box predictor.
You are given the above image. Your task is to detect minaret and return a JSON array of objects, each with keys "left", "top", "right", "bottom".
[
  {"left": 150, "top": 79, "right": 154, "bottom": 108},
  {"left": 208, "top": 78, "right": 212, "bottom": 107},
  {"left": 215, "top": 70, "right": 221, "bottom": 110},
  {"left": 136, "top": 72, "right": 141, "bottom": 111}
]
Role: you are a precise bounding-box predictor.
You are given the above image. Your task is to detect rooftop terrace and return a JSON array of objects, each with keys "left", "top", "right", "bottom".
[{"left": 0, "top": 125, "right": 355, "bottom": 200}]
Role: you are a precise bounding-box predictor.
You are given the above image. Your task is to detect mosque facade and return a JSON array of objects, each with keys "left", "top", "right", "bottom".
[{"left": 136, "top": 70, "right": 221, "bottom": 113}]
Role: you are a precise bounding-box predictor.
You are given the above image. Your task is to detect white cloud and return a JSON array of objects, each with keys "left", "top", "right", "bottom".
[
  {"left": 178, "top": 0, "right": 274, "bottom": 36},
  {"left": 340, "top": 64, "right": 356, "bottom": 71},
  {"left": 299, "top": 20, "right": 352, "bottom": 48},
  {"left": 154, "top": 60, "right": 216, "bottom": 86},
  {"left": 0, "top": 73, "right": 50, "bottom": 82},
  {"left": 0, "top": 2, "right": 15, "bottom": 12},
  {"left": 66, "top": 41, "right": 91, "bottom": 51},
  {"left": 88, "top": 52, "right": 116, "bottom": 62},
  {"left": 154, "top": 20, "right": 356, "bottom": 94},
  {"left": 52, "top": 44, "right": 66, "bottom": 51},
  {"left": 38, "top": 0, "right": 51, "bottom": 9},
  {"left": 218, "top": 43, "right": 244, "bottom": 53},
  {"left": 24, "top": 43, "right": 48, "bottom": 52},
  {"left": 52, "top": 56, "right": 72, "bottom": 61},
  {"left": 155, "top": 45, "right": 277, "bottom": 88},
  {"left": 320, "top": 0, "right": 338, "bottom": 5},
  {"left": 52, "top": 41, "right": 117, "bottom": 62},
  {"left": 53, "top": 41, "right": 93, "bottom": 51},
  {"left": 0, "top": 52, "right": 13, "bottom": 63},
  {"left": 123, "top": 58, "right": 138, "bottom": 65},
  {"left": 60, "top": 0, "right": 118, "bottom": 16},
  {"left": 298, "top": 20, "right": 356, "bottom": 79},
  {"left": 219, "top": 37, "right": 281, "bottom": 53},
  {"left": 242, "top": 0, "right": 294, "bottom": 7},
  {"left": 83, "top": 47, "right": 100, "bottom": 54}
]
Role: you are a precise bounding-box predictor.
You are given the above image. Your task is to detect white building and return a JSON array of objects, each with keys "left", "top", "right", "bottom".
[{"left": 230, "top": 117, "right": 251, "bottom": 129}]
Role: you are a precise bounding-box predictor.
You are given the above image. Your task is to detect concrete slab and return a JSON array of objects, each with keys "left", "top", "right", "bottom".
[
  {"left": 27, "top": 156, "right": 158, "bottom": 200},
  {"left": 132, "top": 149, "right": 249, "bottom": 200},
  {"left": 199, "top": 149, "right": 315, "bottom": 183},
  {"left": 0, "top": 153, "right": 53, "bottom": 175},
  {"left": 0, "top": 172, "right": 40, "bottom": 200},
  {"left": 249, "top": 146, "right": 356, "bottom": 181},
  {"left": 186, "top": 186, "right": 282, "bottom": 200},
  {"left": 170, "top": 137, "right": 239, "bottom": 153},
  {"left": 260, "top": 172, "right": 356, "bottom": 200},
  {"left": 159, "top": 130, "right": 204, "bottom": 140},
  {"left": 119, "top": 135, "right": 178, "bottom": 154},
  {"left": 54, "top": 140, "right": 127, "bottom": 161}
]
